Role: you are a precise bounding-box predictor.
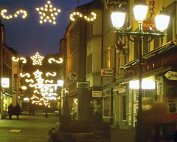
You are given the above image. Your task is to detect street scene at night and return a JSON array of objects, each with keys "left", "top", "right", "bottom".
[{"left": 0, "top": 0, "right": 177, "bottom": 142}]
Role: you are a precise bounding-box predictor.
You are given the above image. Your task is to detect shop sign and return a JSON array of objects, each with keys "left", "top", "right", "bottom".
[
  {"left": 92, "top": 91, "right": 102, "bottom": 97},
  {"left": 165, "top": 71, "right": 177, "bottom": 80},
  {"left": 76, "top": 81, "right": 90, "bottom": 88},
  {"left": 106, "top": 0, "right": 128, "bottom": 7},
  {"left": 101, "top": 69, "right": 113, "bottom": 76},
  {"left": 1, "top": 78, "right": 9, "bottom": 88}
]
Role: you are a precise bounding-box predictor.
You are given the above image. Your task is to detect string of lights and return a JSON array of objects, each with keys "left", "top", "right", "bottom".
[
  {"left": 12, "top": 52, "right": 64, "bottom": 106},
  {"left": 0, "top": 0, "right": 97, "bottom": 24}
]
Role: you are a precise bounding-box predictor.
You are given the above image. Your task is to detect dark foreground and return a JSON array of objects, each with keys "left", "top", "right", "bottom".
[{"left": 0, "top": 112, "right": 58, "bottom": 142}]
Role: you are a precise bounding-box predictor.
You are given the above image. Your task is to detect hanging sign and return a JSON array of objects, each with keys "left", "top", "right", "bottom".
[
  {"left": 165, "top": 71, "right": 177, "bottom": 80},
  {"left": 77, "top": 82, "right": 90, "bottom": 88},
  {"left": 101, "top": 69, "right": 113, "bottom": 76},
  {"left": 92, "top": 91, "right": 102, "bottom": 97}
]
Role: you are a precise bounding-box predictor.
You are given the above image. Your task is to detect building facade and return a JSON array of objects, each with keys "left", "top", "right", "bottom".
[
  {"left": 60, "top": 0, "right": 177, "bottom": 141},
  {"left": 0, "top": 22, "right": 21, "bottom": 119}
]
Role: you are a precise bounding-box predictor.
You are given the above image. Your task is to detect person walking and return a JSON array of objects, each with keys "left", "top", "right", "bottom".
[
  {"left": 8, "top": 103, "right": 13, "bottom": 119},
  {"left": 14, "top": 103, "right": 21, "bottom": 119}
]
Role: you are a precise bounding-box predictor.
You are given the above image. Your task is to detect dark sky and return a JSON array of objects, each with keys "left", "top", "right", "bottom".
[{"left": 0, "top": 0, "right": 92, "bottom": 56}]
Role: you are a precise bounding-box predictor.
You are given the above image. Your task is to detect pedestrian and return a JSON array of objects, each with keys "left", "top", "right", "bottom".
[
  {"left": 8, "top": 103, "right": 13, "bottom": 119},
  {"left": 14, "top": 103, "right": 21, "bottom": 119}
]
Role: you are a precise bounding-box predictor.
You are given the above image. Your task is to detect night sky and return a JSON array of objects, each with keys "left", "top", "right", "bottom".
[{"left": 0, "top": 0, "right": 92, "bottom": 56}]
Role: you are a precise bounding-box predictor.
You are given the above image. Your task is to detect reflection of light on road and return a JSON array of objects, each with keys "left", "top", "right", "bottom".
[{"left": 10, "top": 129, "right": 22, "bottom": 133}]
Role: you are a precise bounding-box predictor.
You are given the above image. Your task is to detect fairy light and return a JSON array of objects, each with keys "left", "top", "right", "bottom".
[
  {"left": 0, "top": 9, "right": 28, "bottom": 20},
  {"left": 33, "top": 69, "right": 43, "bottom": 79},
  {"left": 19, "top": 52, "right": 65, "bottom": 106},
  {"left": 12, "top": 56, "right": 27, "bottom": 64},
  {"left": 70, "top": 11, "right": 96, "bottom": 22},
  {"left": 36, "top": 0, "right": 61, "bottom": 24},
  {"left": 31, "top": 52, "right": 44, "bottom": 65},
  {"left": 20, "top": 73, "right": 30, "bottom": 78},
  {"left": 25, "top": 79, "right": 34, "bottom": 83},
  {"left": 48, "top": 57, "right": 63, "bottom": 64},
  {"left": 46, "top": 72, "right": 56, "bottom": 77},
  {"left": 45, "top": 80, "right": 54, "bottom": 83}
]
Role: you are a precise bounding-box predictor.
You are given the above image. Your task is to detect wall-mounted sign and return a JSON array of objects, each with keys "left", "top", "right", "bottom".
[
  {"left": 77, "top": 81, "right": 90, "bottom": 88},
  {"left": 106, "top": 0, "right": 128, "bottom": 7},
  {"left": 1, "top": 78, "right": 9, "bottom": 88},
  {"left": 101, "top": 69, "right": 113, "bottom": 76},
  {"left": 92, "top": 91, "right": 102, "bottom": 97},
  {"left": 165, "top": 71, "right": 177, "bottom": 80}
]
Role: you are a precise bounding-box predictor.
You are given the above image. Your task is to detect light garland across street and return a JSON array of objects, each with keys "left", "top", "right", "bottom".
[{"left": 0, "top": 0, "right": 97, "bottom": 24}]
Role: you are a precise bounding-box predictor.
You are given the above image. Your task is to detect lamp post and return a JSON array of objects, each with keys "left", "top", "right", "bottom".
[{"left": 111, "top": 1, "right": 170, "bottom": 142}]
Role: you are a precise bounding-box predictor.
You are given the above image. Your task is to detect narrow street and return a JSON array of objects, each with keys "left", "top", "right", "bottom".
[{"left": 0, "top": 112, "right": 59, "bottom": 142}]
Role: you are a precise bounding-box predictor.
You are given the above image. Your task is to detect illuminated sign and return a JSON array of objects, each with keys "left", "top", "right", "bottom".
[{"left": 1, "top": 78, "right": 9, "bottom": 88}]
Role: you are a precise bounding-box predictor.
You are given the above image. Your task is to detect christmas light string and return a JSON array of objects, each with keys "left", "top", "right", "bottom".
[{"left": 0, "top": 0, "right": 97, "bottom": 24}]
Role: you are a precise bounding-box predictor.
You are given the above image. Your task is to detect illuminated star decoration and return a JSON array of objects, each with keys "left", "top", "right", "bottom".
[
  {"left": 31, "top": 52, "right": 44, "bottom": 65},
  {"left": 36, "top": 1, "right": 61, "bottom": 24},
  {"left": 0, "top": 9, "right": 28, "bottom": 20}
]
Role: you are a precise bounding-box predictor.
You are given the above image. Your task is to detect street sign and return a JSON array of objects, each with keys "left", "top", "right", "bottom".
[
  {"left": 101, "top": 69, "right": 113, "bottom": 76},
  {"left": 76, "top": 82, "right": 90, "bottom": 88},
  {"left": 165, "top": 71, "right": 177, "bottom": 80},
  {"left": 92, "top": 91, "right": 102, "bottom": 97}
]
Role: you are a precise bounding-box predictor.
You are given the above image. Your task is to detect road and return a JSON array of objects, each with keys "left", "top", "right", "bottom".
[{"left": 0, "top": 112, "right": 59, "bottom": 142}]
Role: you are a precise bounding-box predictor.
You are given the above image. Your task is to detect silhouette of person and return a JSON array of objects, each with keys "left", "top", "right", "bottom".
[
  {"left": 8, "top": 103, "right": 13, "bottom": 119},
  {"left": 14, "top": 103, "right": 21, "bottom": 119}
]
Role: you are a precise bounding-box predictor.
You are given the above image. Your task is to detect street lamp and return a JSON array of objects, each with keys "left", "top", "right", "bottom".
[{"left": 111, "top": 1, "right": 170, "bottom": 142}]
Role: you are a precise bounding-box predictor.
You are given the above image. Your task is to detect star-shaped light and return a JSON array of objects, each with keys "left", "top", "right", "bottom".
[
  {"left": 33, "top": 69, "right": 43, "bottom": 79},
  {"left": 36, "top": 1, "right": 61, "bottom": 24},
  {"left": 31, "top": 52, "right": 44, "bottom": 65}
]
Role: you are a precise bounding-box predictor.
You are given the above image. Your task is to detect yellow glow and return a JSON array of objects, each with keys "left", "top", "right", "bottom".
[
  {"left": 25, "top": 79, "right": 34, "bottom": 83},
  {"left": 46, "top": 72, "right": 56, "bottom": 77},
  {"left": 31, "top": 52, "right": 44, "bottom": 65},
  {"left": 48, "top": 57, "right": 63, "bottom": 64},
  {"left": 21, "top": 86, "right": 27, "bottom": 90},
  {"left": 33, "top": 69, "right": 43, "bottom": 79},
  {"left": 57, "top": 80, "right": 64, "bottom": 87},
  {"left": 20, "top": 73, "right": 30, "bottom": 78},
  {"left": 12, "top": 56, "right": 27, "bottom": 64},
  {"left": 36, "top": 0, "right": 61, "bottom": 24},
  {"left": 45, "top": 80, "right": 54, "bottom": 83},
  {"left": 70, "top": 11, "right": 96, "bottom": 22},
  {"left": 1, "top": 78, "right": 10, "bottom": 88},
  {"left": 0, "top": 9, "right": 28, "bottom": 20},
  {"left": 129, "top": 77, "right": 155, "bottom": 89}
]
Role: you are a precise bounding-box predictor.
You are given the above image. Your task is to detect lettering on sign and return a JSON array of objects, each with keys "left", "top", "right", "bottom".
[
  {"left": 101, "top": 69, "right": 113, "bottom": 76},
  {"left": 92, "top": 91, "right": 102, "bottom": 97},
  {"left": 77, "top": 82, "right": 90, "bottom": 88}
]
